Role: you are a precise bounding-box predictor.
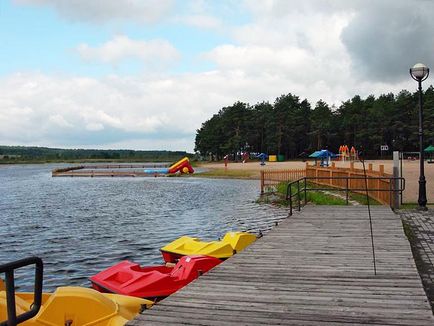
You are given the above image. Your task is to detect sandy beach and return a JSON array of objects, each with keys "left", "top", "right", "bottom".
[{"left": 200, "top": 159, "right": 434, "bottom": 204}]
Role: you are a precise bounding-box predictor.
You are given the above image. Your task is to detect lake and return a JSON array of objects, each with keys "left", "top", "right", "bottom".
[{"left": 0, "top": 164, "right": 288, "bottom": 291}]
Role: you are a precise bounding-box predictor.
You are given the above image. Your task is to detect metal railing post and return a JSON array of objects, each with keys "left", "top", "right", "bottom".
[
  {"left": 5, "top": 270, "right": 17, "bottom": 326},
  {"left": 346, "top": 178, "right": 349, "bottom": 205},
  {"left": 297, "top": 180, "right": 301, "bottom": 211},
  {"left": 389, "top": 180, "right": 393, "bottom": 209},
  {"left": 288, "top": 183, "right": 293, "bottom": 216}
]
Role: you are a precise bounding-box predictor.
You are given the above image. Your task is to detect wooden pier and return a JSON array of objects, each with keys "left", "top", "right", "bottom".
[{"left": 129, "top": 205, "right": 434, "bottom": 325}]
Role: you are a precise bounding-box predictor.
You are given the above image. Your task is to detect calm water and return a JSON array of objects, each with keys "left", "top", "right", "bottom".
[{"left": 0, "top": 164, "right": 288, "bottom": 291}]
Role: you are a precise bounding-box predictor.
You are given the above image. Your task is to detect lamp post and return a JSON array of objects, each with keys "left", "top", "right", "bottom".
[{"left": 410, "top": 63, "right": 430, "bottom": 210}]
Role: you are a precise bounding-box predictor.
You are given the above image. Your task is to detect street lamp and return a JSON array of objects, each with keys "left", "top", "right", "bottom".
[{"left": 410, "top": 63, "right": 430, "bottom": 210}]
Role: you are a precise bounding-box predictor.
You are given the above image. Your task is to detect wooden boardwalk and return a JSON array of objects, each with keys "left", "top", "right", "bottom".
[{"left": 129, "top": 206, "right": 434, "bottom": 325}]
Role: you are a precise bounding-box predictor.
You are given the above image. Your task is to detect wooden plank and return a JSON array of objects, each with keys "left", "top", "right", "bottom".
[{"left": 128, "top": 206, "right": 434, "bottom": 325}]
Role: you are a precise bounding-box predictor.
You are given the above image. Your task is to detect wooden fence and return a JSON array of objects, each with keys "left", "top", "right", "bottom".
[
  {"left": 260, "top": 169, "right": 306, "bottom": 192},
  {"left": 260, "top": 162, "right": 394, "bottom": 205}
]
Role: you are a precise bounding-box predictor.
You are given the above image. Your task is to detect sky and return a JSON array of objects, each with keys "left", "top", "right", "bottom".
[{"left": 1, "top": 0, "right": 433, "bottom": 152}]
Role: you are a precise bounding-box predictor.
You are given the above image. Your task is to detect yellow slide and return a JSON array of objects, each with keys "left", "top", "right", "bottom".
[{"left": 0, "top": 286, "right": 153, "bottom": 326}]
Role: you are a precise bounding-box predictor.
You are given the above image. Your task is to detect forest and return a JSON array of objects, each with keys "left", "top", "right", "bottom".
[
  {"left": 0, "top": 146, "right": 189, "bottom": 163},
  {"left": 194, "top": 86, "right": 434, "bottom": 160}
]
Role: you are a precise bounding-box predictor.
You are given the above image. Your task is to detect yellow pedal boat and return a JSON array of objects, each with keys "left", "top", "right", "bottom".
[
  {"left": 160, "top": 231, "right": 257, "bottom": 262},
  {"left": 0, "top": 280, "right": 152, "bottom": 326}
]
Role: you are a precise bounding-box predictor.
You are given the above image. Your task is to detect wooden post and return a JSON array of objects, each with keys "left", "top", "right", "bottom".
[
  {"left": 393, "top": 151, "right": 400, "bottom": 209},
  {"left": 329, "top": 167, "right": 333, "bottom": 185},
  {"left": 260, "top": 171, "right": 264, "bottom": 194},
  {"left": 377, "top": 165, "right": 384, "bottom": 200}
]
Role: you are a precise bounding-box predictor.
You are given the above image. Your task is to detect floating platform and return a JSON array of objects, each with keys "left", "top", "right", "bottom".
[
  {"left": 52, "top": 157, "right": 194, "bottom": 177},
  {"left": 52, "top": 164, "right": 170, "bottom": 177}
]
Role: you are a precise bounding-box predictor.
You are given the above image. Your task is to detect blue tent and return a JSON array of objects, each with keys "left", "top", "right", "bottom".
[
  {"left": 309, "top": 150, "right": 337, "bottom": 167},
  {"left": 308, "top": 150, "right": 336, "bottom": 158}
]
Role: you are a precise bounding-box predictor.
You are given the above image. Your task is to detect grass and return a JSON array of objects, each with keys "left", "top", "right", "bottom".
[
  {"left": 266, "top": 181, "right": 382, "bottom": 206},
  {"left": 272, "top": 182, "right": 347, "bottom": 206},
  {"left": 195, "top": 168, "right": 257, "bottom": 179},
  {"left": 348, "top": 192, "right": 381, "bottom": 205}
]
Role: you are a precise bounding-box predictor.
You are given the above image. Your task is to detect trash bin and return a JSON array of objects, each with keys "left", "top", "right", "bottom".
[
  {"left": 269, "top": 155, "right": 277, "bottom": 162},
  {"left": 277, "top": 154, "right": 285, "bottom": 162}
]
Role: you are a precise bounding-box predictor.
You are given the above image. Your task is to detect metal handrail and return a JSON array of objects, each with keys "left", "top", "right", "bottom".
[
  {"left": 0, "top": 257, "right": 43, "bottom": 326},
  {"left": 286, "top": 176, "right": 406, "bottom": 216}
]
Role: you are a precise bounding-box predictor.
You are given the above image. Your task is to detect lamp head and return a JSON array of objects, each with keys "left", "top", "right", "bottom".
[{"left": 410, "top": 63, "right": 430, "bottom": 81}]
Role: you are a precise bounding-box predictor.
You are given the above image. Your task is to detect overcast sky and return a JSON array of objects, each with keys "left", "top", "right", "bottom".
[{"left": 1, "top": 0, "right": 433, "bottom": 152}]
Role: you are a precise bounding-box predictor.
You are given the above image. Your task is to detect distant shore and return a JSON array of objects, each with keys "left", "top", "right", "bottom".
[{"left": 0, "top": 159, "right": 175, "bottom": 165}]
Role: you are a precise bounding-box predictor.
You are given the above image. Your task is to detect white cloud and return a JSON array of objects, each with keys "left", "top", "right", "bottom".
[
  {"left": 15, "top": 0, "right": 175, "bottom": 24},
  {"left": 77, "top": 36, "right": 180, "bottom": 68},
  {"left": 3, "top": 1, "right": 433, "bottom": 151},
  {"left": 85, "top": 122, "right": 104, "bottom": 131},
  {"left": 48, "top": 114, "right": 73, "bottom": 128},
  {"left": 0, "top": 67, "right": 416, "bottom": 151}
]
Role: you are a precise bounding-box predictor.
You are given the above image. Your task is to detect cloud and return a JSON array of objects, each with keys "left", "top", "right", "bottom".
[
  {"left": 0, "top": 65, "right": 415, "bottom": 151},
  {"left": 15, "top": 0, "right": 175, "bottom": 24},
  {"left": 3, "top": 1, "right": 433, "bottom": 151},
  {"left": 340, "top": 0, "right": 434, "bottom": 81},
  {"left": 76, "top": 36, "right": 180, "bottom": 68},
  {"left": 48, "top": 114, "right": 73, "bottom": 128},
  {"left": 241, "top": 0, "right": 434, "bottom": 82}
]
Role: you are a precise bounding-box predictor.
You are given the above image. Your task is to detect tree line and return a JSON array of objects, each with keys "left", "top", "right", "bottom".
[
  {"left": 0, "top": 146, "right": 190, "bottom": 163},
  {"left": 195, "top": 86, "right": 434, "bottom": 160}
]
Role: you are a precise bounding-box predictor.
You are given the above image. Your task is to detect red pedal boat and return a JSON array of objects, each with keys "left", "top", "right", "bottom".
[{"left": 90, "top": 255, "right": 221, "bottom": 301}]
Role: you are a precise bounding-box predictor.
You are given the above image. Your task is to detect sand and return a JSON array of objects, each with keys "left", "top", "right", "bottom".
[{"left": 200, "top": 159, "right": 434, "bottom": 204}]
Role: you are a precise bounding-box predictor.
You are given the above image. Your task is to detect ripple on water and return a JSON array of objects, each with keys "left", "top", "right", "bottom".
[{"left": 0, "top": 164, "right": 288, "bottom": 291}]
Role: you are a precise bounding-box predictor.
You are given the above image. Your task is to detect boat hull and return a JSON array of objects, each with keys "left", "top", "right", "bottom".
[{"left": 90, "top": 255, "right": 221, "bottom": 300}]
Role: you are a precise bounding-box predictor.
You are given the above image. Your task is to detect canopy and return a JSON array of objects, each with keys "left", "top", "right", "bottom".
[
  {"left": 309, "top": 150, "right": 336, "bottom": 158},
  {"left": 424, "top": 145, "right": 434, "bottom": 152}
]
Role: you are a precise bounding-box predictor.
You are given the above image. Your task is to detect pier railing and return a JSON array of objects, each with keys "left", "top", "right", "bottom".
[{"left": 286, "top": 176, "right": 405, "bottom": 215}]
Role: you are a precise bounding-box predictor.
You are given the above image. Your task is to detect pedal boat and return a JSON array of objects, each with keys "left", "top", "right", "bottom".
[
  {"left": 90, "top": 255, "right": 221, "bottom": 301},
  {"left": 160, "top": 231, "right": 257, "bottom": 263},
  {"left": 0, "top": 281, "right": 152, "bottom": 326}
]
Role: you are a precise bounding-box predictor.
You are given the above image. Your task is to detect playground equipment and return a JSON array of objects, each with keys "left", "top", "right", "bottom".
[
  {"left": 339, "top": 145, "right": 348, "bottom": 161},
  {"left": 339, "top": 145, "right": 357, "bottom": 161},
  {"left": 256, "top": 153, "right": 268, "bottom": 166},
  {"left": 350, "top": 146, "right": 358, "bottom": 160},
  {"left": 143, "top": 157, "right": 194, "bottom": 175},
  {"left": 309, "top": 150, "right": 336, "bottom": 167}
]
